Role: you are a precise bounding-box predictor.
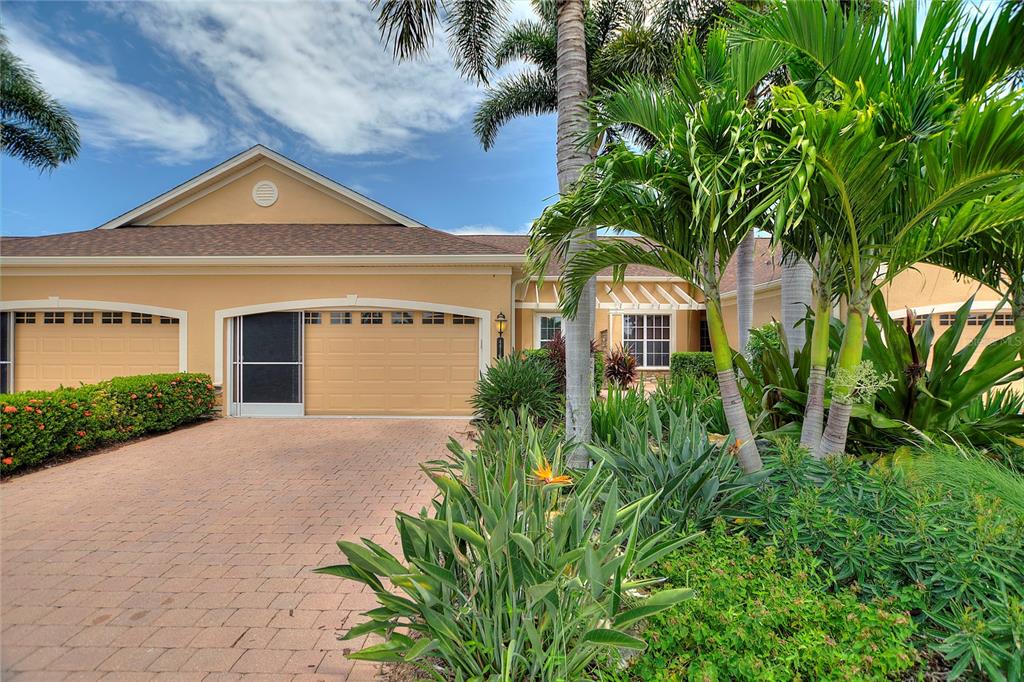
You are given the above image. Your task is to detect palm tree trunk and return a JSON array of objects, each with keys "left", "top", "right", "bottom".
[
  {"left": 781, "top": 253, "right": 813, "bottom": 366},
  {"left": 555, "top": 0, "right": 594, "bottom": 465},
  {"left": 706, "top": 295, "right": 762, "bottom": 474},
  {"left": 800, "top": 280, "right": 831, "bottom": 450},
  {"left": 817, "top": 305, "right": 866, "bottom": 458},
  {"left": 736, "top": 230, "right": 755, "bottom": 355}
]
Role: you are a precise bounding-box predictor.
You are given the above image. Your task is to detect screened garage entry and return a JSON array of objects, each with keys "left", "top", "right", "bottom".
[
  {"left": 7, "top": 310, "right": 180, "bottom": 392},
  {"left": 304, "top": 310, "right": 479, "bottom": 416}
]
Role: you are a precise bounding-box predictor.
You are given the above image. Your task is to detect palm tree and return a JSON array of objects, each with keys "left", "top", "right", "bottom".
[
  {"left": 927, "top": 223, "right": 1024, "bottom": 359},
  {"left": 736, "top": 0, "right": 1024, "bottom": 456},
  {"left": 530, "top": 30, "right": 803, "bottom": 474},
  {"left": 0, "top": 31, "right": 79, "bottom": 171},
  {"left": 373, "top": 0, "right": 595, "bottom": 460}
]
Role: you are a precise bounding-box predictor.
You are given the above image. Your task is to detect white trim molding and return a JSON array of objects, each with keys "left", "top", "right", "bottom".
[
  {"left": 890, "top": 300, "right": 1005, "bottom": 319},
  {"left": 0, "top": 298, "right": 188, "bottom": 372},
  {"left": 213, "top": 296, "right": 492, "bottom": 385},
  {"left": 98, "top": 144, "right": 424, "bottom": 229}
]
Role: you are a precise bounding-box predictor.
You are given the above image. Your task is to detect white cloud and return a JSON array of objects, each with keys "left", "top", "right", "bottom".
[
  {"left": 4, "top": 23, "right": 214, "bottom": 163},
  {"left": 449, "top": 222, "right": 530, "bottom": 235},
  {"left": 114, "top": 1, "right": 484, "bottom": 157}
]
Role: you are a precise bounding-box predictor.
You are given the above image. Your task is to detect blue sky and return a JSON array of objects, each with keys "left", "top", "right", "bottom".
[{"left": 1, "top": 1, "right": 555, "bottom": 237}]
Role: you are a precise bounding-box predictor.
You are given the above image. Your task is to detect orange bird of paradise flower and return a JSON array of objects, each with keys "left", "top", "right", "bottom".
[{"left": 533, "top": 460, "right": 572, "bottom": 486}]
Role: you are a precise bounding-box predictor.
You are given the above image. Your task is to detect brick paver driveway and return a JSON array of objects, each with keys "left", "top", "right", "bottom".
[{"left": 2, "top": 417, "right": 471, "bottom": 681}]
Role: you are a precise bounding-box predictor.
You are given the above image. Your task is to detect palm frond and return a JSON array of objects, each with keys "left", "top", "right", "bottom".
[
  {"left": 445, "top": 0, "right": 511, "bottom": 83},
  {"left": 372, "top": 0, "right": 442, "bottom": 61},
  {"left": 493, "top": 19, "right": 556, "bottom": 70},
  {"left": 474, "top": 70, "right": 557, "bottom": 149}
]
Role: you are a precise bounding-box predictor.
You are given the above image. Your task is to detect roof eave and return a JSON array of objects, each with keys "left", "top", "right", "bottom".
[{"left": 0, "top": 254, "right": 524, "bottom": 267}]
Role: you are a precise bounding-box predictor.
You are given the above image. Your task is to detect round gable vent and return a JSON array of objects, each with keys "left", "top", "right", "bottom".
[{"left": 251, "top": 180, "right": 278, "bottom": 207}]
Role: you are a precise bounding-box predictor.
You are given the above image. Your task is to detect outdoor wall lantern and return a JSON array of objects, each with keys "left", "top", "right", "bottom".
[{"left": 496, "top": 312, "right": 507, "bottom": 359}]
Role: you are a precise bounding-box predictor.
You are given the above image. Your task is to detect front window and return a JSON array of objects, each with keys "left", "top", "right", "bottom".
[
  {"left": 624, "top": 314, "right": 670, "bottom": 368},
  {"left": 538, "top": 315, "right": 562, "bottom": 348}
]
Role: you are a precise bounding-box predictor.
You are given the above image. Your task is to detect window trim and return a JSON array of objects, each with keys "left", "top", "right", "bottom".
[
  {"left": 534, "top": 314, "right": 563, "bottom": 348},
  {"left": 618, "top": 311, "right": 674, "bottom": 369}
]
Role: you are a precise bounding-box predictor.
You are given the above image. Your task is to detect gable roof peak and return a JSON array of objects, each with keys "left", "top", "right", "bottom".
[{"left": 97, "top": 145, "right": 424, "bottom": 230}]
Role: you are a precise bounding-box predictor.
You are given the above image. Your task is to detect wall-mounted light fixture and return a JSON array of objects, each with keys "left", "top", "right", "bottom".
[{"left": 496, "top": 312, "right": 507, "bottom": 359}]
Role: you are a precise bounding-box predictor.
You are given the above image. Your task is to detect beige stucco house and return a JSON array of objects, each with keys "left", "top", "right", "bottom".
[
  {"left": 1, "top": 146, "right": 1010, "bottom": 416},
  {"left": 0, "top": 146, "right": 705, "bottom": 416}
]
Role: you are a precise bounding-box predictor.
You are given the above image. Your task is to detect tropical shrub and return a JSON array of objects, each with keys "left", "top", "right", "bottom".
[
  {"left": 604, "top": 345, "right": 637, "bottom": 388},
  {"left": 651, "top": 375, "right": 728, "bottom": 435},
  {"left": 740, "top": 297, "right": 1024, "bottom": 453},
  {"left": 588, "top": 399, "right": 763, "bottom": 535},
  {"left": 743, "top": 443, "right": 1024, "bottom": 679},
  {"left": 471, "top": 353, "right": 561, "bottom": 425},
  {"left": 746, "top": 322, "right": 782, "bottom": 376},
  {"left": 316, "top": 418, "right": 693, "bottom": 680},
  {"left": 669, "top": 351, "right": 715, "bottom": 381},
  {"left": 525, "top": 338, "right": 605, "bottom": 395},
  {"left": 0, "top": 373, "right": 216, "bottom": 473},
  {"left": 604, "top": 522, "right": 920, "bottom": 682},
  {"left": 591, "top": 387, "right": 648, "bottom": 444}
]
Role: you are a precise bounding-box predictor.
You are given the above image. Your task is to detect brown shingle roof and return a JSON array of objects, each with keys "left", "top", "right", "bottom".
[
  {"left": 461, "top": 234, "right": 670, "bottom": 277},
  {"left": 462, "top": 234, "right": 781, "bottom": 289},
  {"left": 1, "top": 224, "right": 512, "bottom": 258}
]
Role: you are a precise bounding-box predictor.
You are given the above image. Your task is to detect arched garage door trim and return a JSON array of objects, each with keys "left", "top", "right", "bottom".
[
  {"left": 0, "top": 298, "right": 188, "bottom": 372},
  {"left": 213, "top": 296, "right": 491, "bottom": 385}
]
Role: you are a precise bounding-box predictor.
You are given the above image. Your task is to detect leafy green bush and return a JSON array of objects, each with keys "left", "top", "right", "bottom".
[
  {"left": 316, "top": 416, "right": 693, "bottom": 680},
  {"left": 588, "top": 399, "right": 762, "bottom": 535},
  {"left": 471, "top": 353, "right": 561, "bottom": 425},
  {"left": 525, "top": 342, "right": 605, "bottom": 395},
  {"left": 746, "top": 322, "right": 782, "bottom": 376},
  {"left": 743, "top": 443, "right": 1024, "bottom": 679},
  {"left": 669, "top": 351, "right": 715, "bottom": 381},
  {"left": 1, "top": 373, "right": 215, "bottom": 472},
  {"left": 591, "top": 387, "right": 648, "bottom": 444},
  {"left": 738, "top": 297, "right": 1024, "bottom": 453},
  {"left": 605, "top": 522, "right": 919, "bottom": 682},
  {"left": 651, "top": 374, "right": 728, "bottom": 435}
]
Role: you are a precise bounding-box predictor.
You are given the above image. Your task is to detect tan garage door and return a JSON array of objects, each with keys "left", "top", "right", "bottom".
[
  {"left": 13, "top": 311, "right": 179, "bottom": 391},
  {"left": 304, "top": 310, "right": 478, "bottom": 416}
]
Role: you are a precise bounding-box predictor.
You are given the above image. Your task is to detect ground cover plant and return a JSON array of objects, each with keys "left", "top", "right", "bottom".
[
  {"left": 0, "top": 373, "right": 216, "bottom": 473},
  {"left": 602, "top": 521, "right": 920, "bottom": 682},
  {"left": 742, "top": 443, "right": 1024, "bottom": 679},
  {"left": 669, "top": 351, "right": 716, "bottom": 381},
  {"left": 317, "top": 412, "right": 693, "bottom": 680}
]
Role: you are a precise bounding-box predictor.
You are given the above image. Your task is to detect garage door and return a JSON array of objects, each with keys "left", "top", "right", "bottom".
[
  {"left": 304, "top": 310, "right": 478, "bottom": 416},
  {"left": 12, "top": 311, "right": 179, "bottom": 391}
]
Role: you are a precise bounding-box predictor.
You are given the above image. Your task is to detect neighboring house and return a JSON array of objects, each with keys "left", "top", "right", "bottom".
[
  {"left": 0, "top": 146, "right": 703, "bottom": 416},
  {"left": 718, "top": 238, "right": 1017, "bottom": 356},
  {"left": 1, "top": 147, "right": 1008, "bottom": 416}
]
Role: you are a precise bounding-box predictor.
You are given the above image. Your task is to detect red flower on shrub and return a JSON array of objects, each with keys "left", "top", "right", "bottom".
[
  {"left": 70, "top": 403, "right": 78, "bottom": 409},
  {"left": 2, "top": 457, "right": 12, "bottom": 465},
  {"left": 76, "top": 431, "right": 86, "bottom": 437},
  {"left": 3, "top": 405, "right": 17, "bottom": 413},
  {"left": 38, "top": 423, "right": 45, "bottom": 430},
  {"left": 84, "top": 411, "right": 92, "bottom": 417},
  {"left": 130, "top": 394, "right": 137, "bottom": 399},
  {"left": 23, "top": 406, "right": 33, "bottom": 412},
  {"left": 146, "top": 393, "right": 153, "bottom": 398}
]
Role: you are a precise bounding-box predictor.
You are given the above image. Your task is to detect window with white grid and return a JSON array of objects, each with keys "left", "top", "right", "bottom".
[
  {"left": 361, "top": 312, "right": 383, "bottom": 325},
  {"left": 623, "top": 314, "right": 670, "bottom": 368},
  {"left": 330, "top": 311, "right": 352, "bottom": 325},
  {"left": 391, "top": 311, "right": 414, "bottom": 325},
  {"left": 422, "top": 312, "right": 444, "bottom": 325},
  {"left": 538, "top": 315, "right": 561, "bottom": 348}
]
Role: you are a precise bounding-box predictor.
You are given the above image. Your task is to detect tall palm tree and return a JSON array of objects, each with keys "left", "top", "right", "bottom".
[
  {"left": 530, "top": 30, "right": 803, "bottom": 474},
  {"left": 735, "top": 0, "right": 1024, "bottom": 456},
  {"left": 373, "top": 0, "right": 595, "bottom": 459},
  {"left": 0, "top": 31, "right": 79, "bottom": 171}
]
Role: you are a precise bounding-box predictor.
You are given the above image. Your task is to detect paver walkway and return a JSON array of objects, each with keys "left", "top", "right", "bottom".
[{"left": 1, "top": 417, "right": 472, "bottom": 681}]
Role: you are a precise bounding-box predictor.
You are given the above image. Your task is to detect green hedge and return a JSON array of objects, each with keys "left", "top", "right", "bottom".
[
  {"left": 523, "top": 347, "right": 604, "bottom": 394},
  {"left": 669, "top": 351, "right": 716, "bottom": 381},
  {"left": 1, "top": 373, "right": 216, "bottom": 473}
]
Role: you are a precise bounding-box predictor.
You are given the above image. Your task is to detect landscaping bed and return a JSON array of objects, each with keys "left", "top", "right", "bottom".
[{"left": 1, "top": 372, "right": 217, "bottom": 475}]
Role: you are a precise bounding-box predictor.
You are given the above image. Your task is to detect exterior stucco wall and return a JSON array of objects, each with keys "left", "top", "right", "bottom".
[
  {"left": 2, "top": 268, "right": 514, "bottom": 395},
  {"left": 150, "top": 164, "right": 387, "bottom": 226},
  {"left": 721, "top": 285, "right": 783, "bottom": 349}
]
